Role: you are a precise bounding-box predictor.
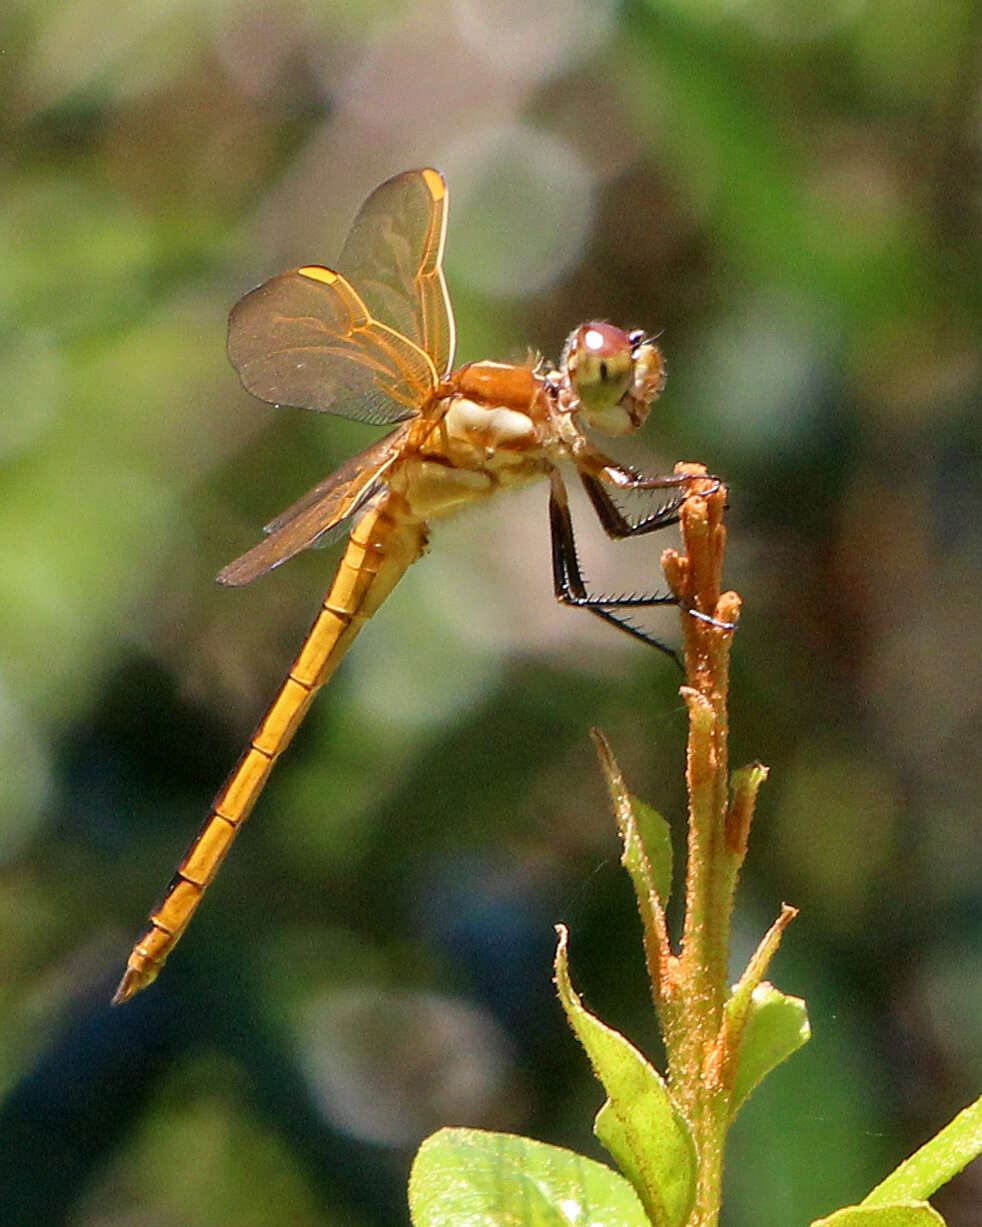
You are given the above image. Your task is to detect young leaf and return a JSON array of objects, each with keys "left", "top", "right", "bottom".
[
  {"left": 861, "top": 1093, "right": 982, "bottom": 1207},
  {"left": 592, "top": 729, "right": 673, "bottom": 905},
  {"left": 628, "top": 794, "right": 673, "bottom": 906},
  {"left": 728, "top": 981, "right": 810, "bottom": 1116},
  {"left": 554, "top": 926, "right": 696, "bottom": 1227},
  {"left": 810, "top": 1202, "right": 945, "bottom": 1226},
  {"left": 409, "top": 1127, "right": 650, "bottom": 1227}
]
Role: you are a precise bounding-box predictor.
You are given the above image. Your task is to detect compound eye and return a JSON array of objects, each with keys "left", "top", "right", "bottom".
[{"left": 573, "top": 324, "right": 633, "bottom": 388}]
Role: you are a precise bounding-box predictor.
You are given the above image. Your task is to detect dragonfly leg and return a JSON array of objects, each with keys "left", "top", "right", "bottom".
[
  {"left": 579, "top": 470, "right": 685, "bottom": 538},
  {"left": 548, "top": 471, "right": 681, "bottom": 665},
  {"left": 579, "top": 470, "right": 737, "bottom": 633}
]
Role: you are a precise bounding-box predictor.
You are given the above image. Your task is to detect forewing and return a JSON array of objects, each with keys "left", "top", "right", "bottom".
[
  {"left": 337, "top": 168, "right": 455, "bottom": 377},
  {"left": 227, "top": 265, "right": 438, "bottom": 425},
  {"left": 217, "top": 430, "right": 406, "bottom": 587}
]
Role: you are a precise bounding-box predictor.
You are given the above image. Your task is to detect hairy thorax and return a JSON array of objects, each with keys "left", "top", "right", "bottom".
[{"left": 395, "top": 362, "right": 562, "bottom": 522}]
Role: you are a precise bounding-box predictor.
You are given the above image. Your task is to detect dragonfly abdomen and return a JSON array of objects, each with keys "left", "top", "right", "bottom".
[{"left": 112, "top": 498, "right": 427, "bottom": 1004}]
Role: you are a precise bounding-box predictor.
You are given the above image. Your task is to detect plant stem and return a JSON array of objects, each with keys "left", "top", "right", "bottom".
[{"left": 661, "top": 465, "right": 742, "bottom": 1227}]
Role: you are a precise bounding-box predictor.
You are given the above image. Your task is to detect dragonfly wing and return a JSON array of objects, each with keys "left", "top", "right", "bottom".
[
  {"left": 262, "top": 429, "right": 408, "bottom": 535},
  {"left": 337, "top": 168, "right": 455, "bottom": 377},
  {"left": 217, "top": 430, "right": 405, "bottom": 586},
  {"left": 228, "top": 265, "right": 437, "bottom": 425}
]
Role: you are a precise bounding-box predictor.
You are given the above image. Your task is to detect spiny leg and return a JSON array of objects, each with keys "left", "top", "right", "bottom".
[
  {"left": 548, "top": 471, "right": 680, "bottom": 664},
  {"left": 579, "top": 470, "right": 737, "bottom": 632},
  {"left": 579, "top": 470, "right": 685, "bottom": 539}
]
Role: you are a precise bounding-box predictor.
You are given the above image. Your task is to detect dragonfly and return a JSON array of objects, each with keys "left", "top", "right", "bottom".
[{"left": 113, "top": 167, "right": 705, "bottom": 1005}]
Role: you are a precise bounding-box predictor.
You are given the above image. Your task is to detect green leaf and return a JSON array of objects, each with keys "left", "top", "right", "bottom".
[
  {"left": 592, "top": 729, "right": 672, "bottom": 906},
  {"left": 554, "top": 926, "right": 696, "bottom": 1227},
  {"left": 409, "top": 1127, "right": 650, "bottom": 1227},
  {"left": 811, "top": 1202, "right": 945, "bottom": 1226},
  {"left": 628, "top": 794, "right": 673, "bottom": 905},
  {"left": 862, "top": 1093, "right": 982, "bottom": 1206},
  {"left": 729, "top": 981, "right": 811, "bottom": 1116}
]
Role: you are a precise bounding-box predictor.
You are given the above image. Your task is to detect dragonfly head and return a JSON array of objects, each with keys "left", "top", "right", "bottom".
[{"left": 560, "top": 323, "right": 664, "bottom": 436}]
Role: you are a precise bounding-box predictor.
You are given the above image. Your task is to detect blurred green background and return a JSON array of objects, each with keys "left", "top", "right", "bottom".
[{"left": 2, "top": 0, "right": 980, "bottom": 1223}]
